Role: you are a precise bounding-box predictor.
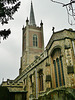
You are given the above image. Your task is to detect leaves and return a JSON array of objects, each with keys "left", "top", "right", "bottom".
[
  {"left": 0, "top": 0, "right": 21, "bottom": 25},
  {"left": 0, "top": 0, "right": 21, "bottom": 41},
  {"left": 0, "top": 29, "right": 11, "bottom": 40},
  {"left": 50, "top": 0, "right": 75, "bottom": 25}
]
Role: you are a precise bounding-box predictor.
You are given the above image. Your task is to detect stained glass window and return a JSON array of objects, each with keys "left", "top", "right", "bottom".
[
  {"left": 60, "top": 56, "right": 65, "bottom": 85},
  {"left": 53, "top": 60, "right": 58, "bottom": 87}
]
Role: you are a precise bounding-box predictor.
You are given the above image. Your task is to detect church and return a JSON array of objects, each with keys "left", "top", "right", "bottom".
[{"left": 2, "top": 1, "right": 75, "bottom": 100}]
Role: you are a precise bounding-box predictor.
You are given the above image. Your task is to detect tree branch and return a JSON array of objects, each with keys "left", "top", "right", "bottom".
[{"left": 0, "top": 29, "right": 11, "bottom": 40}]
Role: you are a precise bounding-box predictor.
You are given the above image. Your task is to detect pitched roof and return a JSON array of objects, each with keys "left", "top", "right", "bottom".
[{"left": 46, "top": 29, "right": 75, "bottom": 50}]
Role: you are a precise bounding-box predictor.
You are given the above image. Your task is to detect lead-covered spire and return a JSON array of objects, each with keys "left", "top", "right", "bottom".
[{"left": 30, "top": 1, "right": 36, "bottom": 26}]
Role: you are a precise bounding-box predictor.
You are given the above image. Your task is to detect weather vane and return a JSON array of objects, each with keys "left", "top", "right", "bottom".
[{"left": 50, "top": 0, "right": 75, "bottom": 25}]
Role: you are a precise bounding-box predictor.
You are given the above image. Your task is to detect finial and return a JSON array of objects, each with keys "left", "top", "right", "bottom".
[
  {"left": 22, "top": 25, "right": 24, "bottom": 29},
  {"left": 40, "top": 20, "right": 43, "bottom": 26},
  {"left": 26, "top": 17, "right": 29, "bottom": 26},
  {"left": 22, "top": 25, "right": 25, "bottom": 34},
  {"left": 52, "top": 27, "right": 55, "bottom": 33},
  {"left": 0, "top": 36, "right": 1, "bottom": 43},
  {"left": 22, "top": 25, "right": 24, "bottom": 30},
  {"left": 2, "top": 78, "right": 4, "bottom": 82},
  {"left": 26, "top": 17, "right": 28, "bottom": 22}
]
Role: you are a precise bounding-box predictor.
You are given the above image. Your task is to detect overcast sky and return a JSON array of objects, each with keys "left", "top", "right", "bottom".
[{"left": 0, "top": 0, "right": 75, "bottom": 84}]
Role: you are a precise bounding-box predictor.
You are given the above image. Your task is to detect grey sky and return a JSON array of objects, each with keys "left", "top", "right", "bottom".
[{"left": 0, "top": 0, "right": 75, "bottom": 84}]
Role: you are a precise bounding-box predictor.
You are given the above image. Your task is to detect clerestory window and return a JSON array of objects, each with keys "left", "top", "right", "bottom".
[{"left": 38, "top": 69, "right": 44, "bottom": 91}]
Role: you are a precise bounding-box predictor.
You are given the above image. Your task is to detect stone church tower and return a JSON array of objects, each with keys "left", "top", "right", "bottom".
[{"left": 20, "top": 2, "right": 44, "bottom": 74}]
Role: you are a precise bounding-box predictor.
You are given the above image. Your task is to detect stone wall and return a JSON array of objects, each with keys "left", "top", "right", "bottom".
[{"left": 35, "top": 87, "right": 75, "bottom": 100}]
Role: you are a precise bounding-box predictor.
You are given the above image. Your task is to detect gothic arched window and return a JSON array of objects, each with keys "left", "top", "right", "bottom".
[
  {"left": 38, "top": 69, "right": 44, "bottom": 91},
  {"left": 51, "top": 48, "right": 65, "bottom": 88},
  {"left": 33, "top": 34, "right": 38, "bottom": 47}
]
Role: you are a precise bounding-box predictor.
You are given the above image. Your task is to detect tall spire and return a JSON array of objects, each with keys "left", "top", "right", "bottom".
[{"left": 30, "top": 1, "right": 36, "bottom": 26}]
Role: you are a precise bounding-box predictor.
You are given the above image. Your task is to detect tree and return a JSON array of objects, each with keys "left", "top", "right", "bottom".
[
  {"left": 50, "top": 0, "right": 75, "bottom": 25},
  {"left": 0, "top": 86, "right": 10, "bottom": 100},
  {"left": 0, "top": 0, "right": 20, "bottom": 42}
]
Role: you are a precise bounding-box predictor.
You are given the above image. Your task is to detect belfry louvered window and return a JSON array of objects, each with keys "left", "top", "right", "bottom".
[{"left": 33, "top": 34, "right": 37, "bottom": 47}]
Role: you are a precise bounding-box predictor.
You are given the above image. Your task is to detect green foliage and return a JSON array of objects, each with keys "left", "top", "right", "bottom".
[
  {"left": 0, "top": 29, "right": 11, "bottom": 40},
  {"left": 0, "top": 0, "right": 20, "bottom": 25},
  {"left": 0, "top": 0, "right": 21, "bottom": 41}
]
